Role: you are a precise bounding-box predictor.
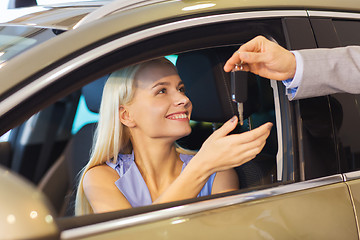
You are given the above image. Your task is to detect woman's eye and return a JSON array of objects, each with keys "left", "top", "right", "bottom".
[
  {"left": 158, "top": 88, "right": 166, "bottom": 94},
  {"left": 178, "top": 86, "right": 186, "bottom": 93}
]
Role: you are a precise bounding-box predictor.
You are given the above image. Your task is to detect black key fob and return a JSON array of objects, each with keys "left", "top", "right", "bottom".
[{"left": 231, "top": 70, "right": 248, "bottom": 103}]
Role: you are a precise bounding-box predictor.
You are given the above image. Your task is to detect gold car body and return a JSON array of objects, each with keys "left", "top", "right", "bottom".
[{"left": 1, "top": 1, "right": 360, "bottom": 239}]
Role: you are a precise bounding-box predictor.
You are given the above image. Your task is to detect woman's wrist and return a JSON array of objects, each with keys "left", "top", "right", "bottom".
[
  {"left": 185, "top": 154, "right": 214, "bottom": 181},
  {"left": 153, "top": 155, "right": 211, "bottom": 204}
]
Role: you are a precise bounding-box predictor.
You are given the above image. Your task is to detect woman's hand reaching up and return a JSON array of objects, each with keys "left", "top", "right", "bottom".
[{"left": 194, "top": 115, "right": 273, "bottom": 175}]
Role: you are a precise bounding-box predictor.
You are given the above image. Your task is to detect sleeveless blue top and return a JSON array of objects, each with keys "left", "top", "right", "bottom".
[{"left": 106, "top": 152, "right": 216, "bottom": 207}]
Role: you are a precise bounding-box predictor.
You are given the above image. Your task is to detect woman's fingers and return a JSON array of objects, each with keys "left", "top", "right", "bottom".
[
  {"left": 208, "top": 116, "right": 238, "bottom": 140},
  {"left": 225, "top": 123, "right": 272, "bottom": 164},
  {"left": 227, "top": 122, "right": 273, "bottom": 144},
  {"left": 196, "top": 121, "right": 273, "bottom": 173}
]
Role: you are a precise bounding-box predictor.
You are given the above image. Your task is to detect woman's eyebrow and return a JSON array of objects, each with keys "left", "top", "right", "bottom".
[
  {"left": 152, "top": 82, "right": 170, "bottom": 89},
  {"left": 152, "top": 80, "right": 184, "bottom": 89}
]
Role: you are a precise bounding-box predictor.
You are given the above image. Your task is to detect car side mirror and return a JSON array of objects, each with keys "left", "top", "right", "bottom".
[{"left": 0, "top": 166, "right": 59, "bottom": 240}]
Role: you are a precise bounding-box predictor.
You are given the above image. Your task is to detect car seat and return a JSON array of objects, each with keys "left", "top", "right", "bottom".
[{"left": 38, "top": 76, "right": 108, "bottom": 216}]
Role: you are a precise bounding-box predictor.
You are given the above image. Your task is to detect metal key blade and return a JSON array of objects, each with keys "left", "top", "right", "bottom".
[
  {"left": 237, "top": 102, "right": 244, "bottom": 126},
  {"left": 231, "top": 70, "right": 248, "bottom": 126}
]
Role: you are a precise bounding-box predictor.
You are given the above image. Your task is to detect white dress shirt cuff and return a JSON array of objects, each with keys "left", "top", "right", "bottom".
[{"left": 282, "top": 51, "right": 304, "bottom": 98}]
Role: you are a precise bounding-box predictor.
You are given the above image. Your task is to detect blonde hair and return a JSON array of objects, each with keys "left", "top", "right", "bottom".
[{"left": 75, "top": 58, "right": 178, "bottom": 215}]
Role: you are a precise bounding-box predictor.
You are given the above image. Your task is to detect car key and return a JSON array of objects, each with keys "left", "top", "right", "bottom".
[{"left": 231, "top": 66, "right": 248, "bottom": 125}]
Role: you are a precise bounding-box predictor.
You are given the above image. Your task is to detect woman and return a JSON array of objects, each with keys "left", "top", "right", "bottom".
[{"left": 75, "top": 58, "right": 272, "bottom": 215}]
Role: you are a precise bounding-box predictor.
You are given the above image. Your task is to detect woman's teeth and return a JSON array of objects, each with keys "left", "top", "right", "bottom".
[{"left": 168, "top": 113, "right": 187, "bottom": 119}]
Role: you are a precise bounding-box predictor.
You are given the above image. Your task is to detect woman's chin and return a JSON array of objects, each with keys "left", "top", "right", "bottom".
[{"left": 171, "top": 128, "right": 192, "bottom": 140}]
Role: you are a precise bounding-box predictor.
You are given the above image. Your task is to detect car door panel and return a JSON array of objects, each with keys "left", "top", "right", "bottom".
[
  {"left": 345, "top": 175, "right": 360, "bottom": 228},
  {"left": 61, "top": 180, "right": 357, "bottom": 240}
]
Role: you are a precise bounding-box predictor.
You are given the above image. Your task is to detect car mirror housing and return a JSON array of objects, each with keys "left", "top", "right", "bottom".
[{"left": 0, "top": 166, "right": 59, "bottom": 240}]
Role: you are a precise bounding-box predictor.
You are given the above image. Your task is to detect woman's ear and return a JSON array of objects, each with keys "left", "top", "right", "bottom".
[{"left": 119, "top": 106, "right": 136, "bottom": 128}]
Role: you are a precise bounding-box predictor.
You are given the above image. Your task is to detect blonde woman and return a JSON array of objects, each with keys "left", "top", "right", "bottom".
[{"left": 75, "top": 58, "right": 273, "bottom": 215}]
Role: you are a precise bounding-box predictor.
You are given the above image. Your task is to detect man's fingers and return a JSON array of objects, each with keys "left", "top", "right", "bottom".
[
  {"left": 238, "top": 36, "right": 267, "bottom": 53},
  {"left": 224, "top": 36, "right": 273, "bottom": 72},
  {"left": 238, "top": 52, "right": 267, "bottom": 65},
  {"left": 224, "top": 50, "right": 267, "bottom": 72},
  {"left": 224, "top": 52, "right": 241, "bottom": 72}
]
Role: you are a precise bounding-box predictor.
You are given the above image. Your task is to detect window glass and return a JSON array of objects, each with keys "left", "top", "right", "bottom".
[
  {"left": 333, "top": 20, "right": 360, "bottom": 46},
  {"left": 0, "top": 26, "right": 56, "bottom": 65},
  {"left": 331, "top": 20, "right": 360, "bottom": 172},
  {"left": 0, "top": 35, "right": 36, "bottom": 64},
  {"left": 297, "top": 96, "right": 339, "bottom": 180},
  {"left": 329, "top": 94, "right": 360, "bottom": 172}
]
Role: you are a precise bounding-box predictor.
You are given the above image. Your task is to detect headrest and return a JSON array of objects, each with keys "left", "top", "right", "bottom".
[
  {"left": 176, "top": 48, "right": 260, "bottom": 123},
  {"left": 82, "top": 75, "right": 108, "bottom": 113}
]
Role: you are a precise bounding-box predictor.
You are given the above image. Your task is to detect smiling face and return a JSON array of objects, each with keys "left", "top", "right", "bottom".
[{"left": 123, "top": 60, "right": 193, "bottom": 141}]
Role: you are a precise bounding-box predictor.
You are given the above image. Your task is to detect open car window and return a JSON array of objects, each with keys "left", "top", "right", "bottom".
[
  {"left": 0, "top": 11, "right": 302, "bottom": 238},
  {"left": 2, "top": 46, "right": 280, "bottom": 214}
]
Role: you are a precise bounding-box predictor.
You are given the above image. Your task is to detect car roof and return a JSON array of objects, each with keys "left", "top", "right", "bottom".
[{"left": 1, "top": 0, "right": 360, "bottom": 100}]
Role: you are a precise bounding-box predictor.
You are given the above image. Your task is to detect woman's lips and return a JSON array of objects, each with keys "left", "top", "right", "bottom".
[{"left": 166, "top": 112, "right": 188, "bottom": 120}]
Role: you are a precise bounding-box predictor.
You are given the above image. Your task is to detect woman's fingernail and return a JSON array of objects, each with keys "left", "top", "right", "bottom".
[
  {"left": 267, "top": 123, "right": 273, "bottom": 130},
  {"left": 230, "top": 116, "right": 237, "bottom": 122}
]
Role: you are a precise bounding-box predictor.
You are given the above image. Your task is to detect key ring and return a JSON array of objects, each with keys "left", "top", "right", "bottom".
[
  {"left": 236, "top": 51, "right": 244, "bottom": 70},
  {"left": 235, "top": 61, "right": 244, "bottom": 71}
]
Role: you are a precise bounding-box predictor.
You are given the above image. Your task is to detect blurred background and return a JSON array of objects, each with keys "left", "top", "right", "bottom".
[{"left": 0, "top": 0, "right": 94, "bottom": 22}]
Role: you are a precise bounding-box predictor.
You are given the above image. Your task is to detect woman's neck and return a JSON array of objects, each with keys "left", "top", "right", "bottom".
[
  {"left": 131, "top": 136, "right": 183, "bottom": 198},
  {"left": 132, "top": 139, "right": 179, "bottom": 175}
]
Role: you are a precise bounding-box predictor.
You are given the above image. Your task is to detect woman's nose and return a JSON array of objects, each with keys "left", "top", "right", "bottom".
[{"left": 174, "top": 92, "right": 191, "bottom": 107}]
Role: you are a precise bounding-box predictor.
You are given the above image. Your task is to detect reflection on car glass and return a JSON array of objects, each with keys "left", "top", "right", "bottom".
[{"left": 0, "top": 26, "right": 57, "bottom": 63}]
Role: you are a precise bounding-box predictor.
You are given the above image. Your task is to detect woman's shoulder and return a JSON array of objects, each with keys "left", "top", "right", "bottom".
[
  {"left": 83, "top": 164, "right": 132, "bottom": 212},
  {"left": 84, "top": 164, "right": 119, "bottom": 187}
]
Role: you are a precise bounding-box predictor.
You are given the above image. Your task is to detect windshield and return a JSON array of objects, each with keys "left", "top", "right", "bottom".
[{"left": 0, "top": 25, "right": 59, "bottom": 66}]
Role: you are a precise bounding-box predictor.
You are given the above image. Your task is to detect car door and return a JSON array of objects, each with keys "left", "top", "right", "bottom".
[
  {"left": 308, "top": 10, "right": 360, "bottom": 233},
  {"left": 0, "top": 4, "right": 358, "bottom": 240}
]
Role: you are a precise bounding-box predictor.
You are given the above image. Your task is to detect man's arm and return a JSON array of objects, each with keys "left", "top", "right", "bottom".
[
  {"left": 224, "top": 36, "right": 360, "bottom": 100},
  {"left": 293, "top": 46, "right": 360, "bottom": 99}
]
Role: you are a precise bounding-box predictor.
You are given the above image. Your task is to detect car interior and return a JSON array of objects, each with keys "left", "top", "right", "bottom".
[{"left": 0, "top": 45, "right": 278, "bottom": 218}]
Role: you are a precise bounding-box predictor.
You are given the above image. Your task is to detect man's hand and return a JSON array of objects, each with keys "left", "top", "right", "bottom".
[{"left": 224, "top": 36, "right": 296, "bottom": 81}]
